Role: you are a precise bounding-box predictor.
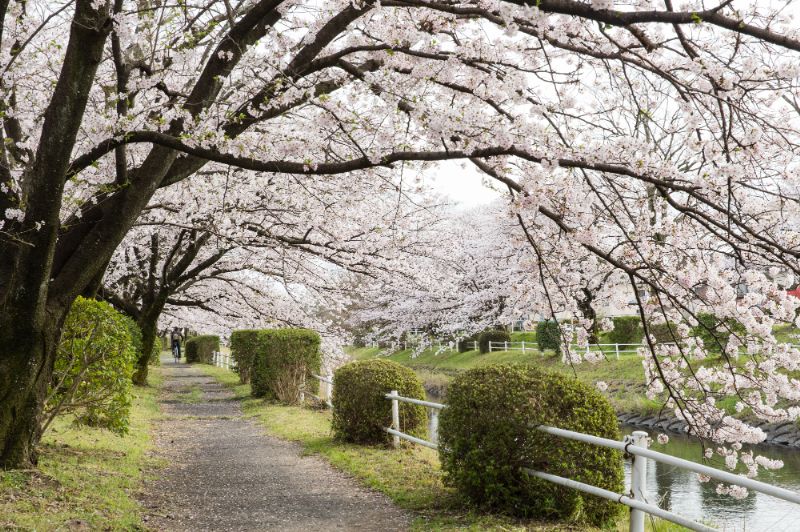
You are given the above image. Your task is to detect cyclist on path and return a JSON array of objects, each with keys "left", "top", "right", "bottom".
[{"left": 171, "top": 327, "right": 184, "bottom": 362}]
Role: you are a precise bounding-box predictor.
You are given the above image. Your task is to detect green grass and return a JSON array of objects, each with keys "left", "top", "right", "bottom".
[
  {"left": 0, "top": 366, "right": 164, "bottom": 530},
  {"left": 199, "top": 363, "right": 685, "bottom": 531},
  {"left": 345, "top": 346, "right": 660, "bottom": 414}
]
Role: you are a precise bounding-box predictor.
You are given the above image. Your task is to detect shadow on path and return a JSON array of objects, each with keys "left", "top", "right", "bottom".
[{"left": 141, "top": 360, "right": 409, "bottom": 531}]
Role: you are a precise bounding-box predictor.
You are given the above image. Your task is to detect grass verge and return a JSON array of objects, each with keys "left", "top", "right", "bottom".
[
  {"left": 0, "top": 367, "right": 164, "bottom": 530},
  {"left": 199, "top": 364, "right": 686, "bottom": 531}
]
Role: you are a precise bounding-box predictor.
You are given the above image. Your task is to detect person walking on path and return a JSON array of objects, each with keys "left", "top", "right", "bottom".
[{"left": 170, "top": 327, "right": 184, "bottom": 362}]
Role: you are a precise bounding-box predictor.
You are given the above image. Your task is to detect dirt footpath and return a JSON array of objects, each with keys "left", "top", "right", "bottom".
[{"left": 141, "top": 361, "right": 409, "bottom": 531}]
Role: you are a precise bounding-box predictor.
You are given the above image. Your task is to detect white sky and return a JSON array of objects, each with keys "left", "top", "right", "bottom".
[{"left": 426, "top": 160, "right": 504, "bottom": 208}]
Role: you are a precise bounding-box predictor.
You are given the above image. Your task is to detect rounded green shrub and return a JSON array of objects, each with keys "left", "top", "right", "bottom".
[
  {"left": 478, "top": 329, "right": 510, "bottom": 354},
  {"left": 230, "top": 329, "right": 260, "bottom": 383},
  {"left": 535, "top": 320, "right": 561, "bottom": 354},
  {"left": 250, "top": 329, "right": 321, "bottom": 402},
  {"left": 607, "top": 316, "right": 643, "bottom": 344},
  {"left": 45, "top": 297, "right": 137, "bottom": 435},
  {"left": 185, "top": 334, "right": 219, "bottom": 363},
  {"left": 438, "top": 364, "right": 624, "bottom": 526},
  {"left": 332, "top": 359, "right": 426, "bottom": 444}
]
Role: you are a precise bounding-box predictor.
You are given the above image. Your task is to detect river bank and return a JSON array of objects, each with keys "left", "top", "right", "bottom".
[{"left": 346, "top": 346, "right": 800, "bottom": 450}]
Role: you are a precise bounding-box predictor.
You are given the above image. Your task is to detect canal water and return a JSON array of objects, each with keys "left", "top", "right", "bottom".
[{"left": 621, "top": 427, "right": 800, "bottom": 531}]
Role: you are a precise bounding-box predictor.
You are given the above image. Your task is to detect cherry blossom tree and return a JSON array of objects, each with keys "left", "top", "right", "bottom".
[{"left": 1, "top": 0, "right": 800, "bottom": 474}]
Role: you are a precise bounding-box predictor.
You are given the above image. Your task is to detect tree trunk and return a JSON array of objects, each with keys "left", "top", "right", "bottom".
[
  {"left": 0, "top": 309, "right": 65, "bottom": 468},
  {"left": 132, "top": 298, "right": 168, "bottom": 386},
  {"left": 577, "top": 288, "right": 599, "bottom": 344}
]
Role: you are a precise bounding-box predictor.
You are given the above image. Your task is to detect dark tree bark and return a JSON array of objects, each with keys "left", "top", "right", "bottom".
[{"left": 0, "top": 0, "right": 112, "bottom": 468}]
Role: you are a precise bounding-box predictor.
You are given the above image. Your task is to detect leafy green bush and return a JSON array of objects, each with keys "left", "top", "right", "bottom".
[
  {"left": 458, "top": 333, "right": 479, "bottom": 353},
  {"left": 44, "top": 297, "right": 137, "bottom": 435},
  {"left": 478, "top": 329, "right": 510, "bottom": 354},
  {"left": 185, "top": 335, "right": 219, "bottom": 364},
  {"left": 607, "top": 316, "right": 643, "bottom": 344},
  {"left": 439, "top": 364, "right": 624, "bottom": 526},
  {"left": 535, "top": 320, "right": 561, "bottom": 354},
  {"left": 230, "top": 330, "right": 260, "bottom": 383},
  {"left": 690, "top": 312, "right": 746, "bottom": 352},
  {"left": 250, "top": 329, "right": 321, "bottom": 402},
  {"left": 647, "top": 321, "right": 678, "bottom": 344},
  {"left": 332, "top": 359, "right": 426, "bottom": 444}
]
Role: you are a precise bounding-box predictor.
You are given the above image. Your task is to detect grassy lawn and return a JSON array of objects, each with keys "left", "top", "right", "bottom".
[
  {"left": 347, "top": 345, "right": 661, "bottom": 415},
  {"left": 199, "top": 363, "right": 686, "bottom": 531},
  {"left": 0, "top": 366, "right": 164, "bottom": 530}
]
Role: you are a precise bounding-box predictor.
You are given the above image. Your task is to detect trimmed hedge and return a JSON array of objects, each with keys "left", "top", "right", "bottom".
[
  {"left": 250, "top": 329, "right": 321, "bottom": 402},
  {"left": 230, "top": 329, "right": 260, "bottom": 383},
  {"left": 185, "top": 335, "right": 219, "bottom": 364},
  {"left": 332, "top": 359, "right": 426, "bottom": 444},
  {"left": 478, "top": 329, "right": 510, "bottom": 354},
  {"left": 607, "top": 316, "right": 643, "bottom": 344},
  {"left": 535, "top": 320, "right": 561, "bottom": 354},
  {"left": 439, "top": 364, "right": 624, "bottom": 526},
  {"left": 458, "top": 333, "right": 479, "bottom": 353}
]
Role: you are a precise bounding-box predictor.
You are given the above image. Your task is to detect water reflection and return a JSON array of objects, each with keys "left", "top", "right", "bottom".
[{"left": 622, "top": 427, "right": 800, "bottom": 531}]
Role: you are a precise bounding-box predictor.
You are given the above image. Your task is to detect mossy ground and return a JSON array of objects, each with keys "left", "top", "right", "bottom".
[
  {"left": 0, "top": 363, "right": 164, "bottom": 530},
  {"left": 200, "top": 364, "right": 686, "bottom": 531}
]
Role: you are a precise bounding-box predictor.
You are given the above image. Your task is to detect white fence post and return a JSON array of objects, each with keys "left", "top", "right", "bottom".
[
  {"left": 615, "top": 344, "right": 620, "bottom": 360},
  {"left": 488, "top": 342, "right": 493, "bottom": 353},
  {"left": 390, "top": 390, "right": 400, "bottom": 448},
  {"left": 504, "top": 340, "right": 508, "bottom": 351},
  {"left": 629, "top": 430, "right": 649, "bottom": 532},
  {"left": 429, "top": 409, "right": 439, "bottom": 445},
  {"left": 521, "top": 340, "right": 526, "bottom": 353},
  {"left": 300, "top": 373, "right": 306, "bottom": 404}
]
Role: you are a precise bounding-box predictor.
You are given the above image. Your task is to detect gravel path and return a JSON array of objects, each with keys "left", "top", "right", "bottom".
[{"left": 141, "top": 361, "right": 410, "bottom": 531}]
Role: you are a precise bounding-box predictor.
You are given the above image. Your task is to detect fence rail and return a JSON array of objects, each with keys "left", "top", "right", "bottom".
[
  {"left": 487, "top": 341, "right": 642, "bottom": 359},
  {"left": 381, "top": 392, "right": 800, "bottom": 532},
  {"left": 301, "top": 374, "right": 333, "bottom": 407}
]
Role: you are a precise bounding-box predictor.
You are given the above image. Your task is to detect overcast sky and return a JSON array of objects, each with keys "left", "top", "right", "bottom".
[{"left": 427, "top": 160, "right": 504, "bottom": 208}]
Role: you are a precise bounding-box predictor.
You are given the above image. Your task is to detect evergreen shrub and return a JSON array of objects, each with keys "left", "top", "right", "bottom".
[
  {"left": 535, "top": 320, "right": 561, "bottom": 354},
  {"left": 458, "top": 333, "right": 479, "bottom": 353},
  {"left": 690, "top": 312, "right": 746, "bottom": 352},
  {"left": 478, "top": 329, "right": 510, "bottom": 354},
  {"left": 438, "top": 364, "right": 624, "bottom": 526},
  {"left": 185, "top": 335, "right": 219, "bottom": 364},
  {"left": 648, "top": 321, "right": 677, "bottom": 344},
  {"left": 250, "top": 328, "right": 321, "bottom": 402},
  {"left": 230, "top": 329, "right": 260, "bottom": 383},
  {"left": 607, "top": 316, "right": 643, "bottom": 344},
  {"left": 45, "top": 297, "right": 137, "bottom": 434},
  {"left": 331, "top": 359, "right": 426, "bottom": 444}
]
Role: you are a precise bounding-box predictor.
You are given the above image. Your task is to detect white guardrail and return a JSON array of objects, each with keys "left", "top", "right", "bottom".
[
  {"left": 381, "top": 391, "right": 800, "bottom": 532},
  {"left": 211, "top": 350, "right": 233, "bottom": 370}
]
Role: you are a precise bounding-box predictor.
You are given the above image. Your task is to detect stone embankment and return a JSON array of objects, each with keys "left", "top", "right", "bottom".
[{"left": 618, "top": 412, "right": 800, "bottom": 448}]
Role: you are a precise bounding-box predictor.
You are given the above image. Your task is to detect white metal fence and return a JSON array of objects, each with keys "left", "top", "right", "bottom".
[
  {"left": 203, "top": 355, "right": 800, "bottom": 531},
  {"left": 211, "top": 350, "right": 233, "bottom": 370},
  {"left": 382, "top": 391, "right": 800, "bottom": 532},
  {"left": 487, "top": 341, "right": 641, "bottom": 359}
]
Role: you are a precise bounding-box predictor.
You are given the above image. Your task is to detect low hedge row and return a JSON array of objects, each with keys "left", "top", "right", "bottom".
[
  {"left": 439, "top": 364, "right": 623, "bottom": 525},
  {"left": 230, "top": 329, "right": 260, "bottom": 383},
  {"left": 478, "top": 329, "right": 510, "bottom": 354},
  {"left": 607, "top": 316, "right": 643, "bottom": 344},
  {"left": 250, "top": 328, "right": 321, "bottom": 402},
  {"left": 331, "top": 359, "right": 426, "bottom": 444},
  {"left": 185, "top": 335, "right": 219, "bottom": 363},
  {"left": 535, "top": 320, "right": 561, "bottom": 354},
  {"left": 329, "top": 360, "right": 623, "bottom": 526}
]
